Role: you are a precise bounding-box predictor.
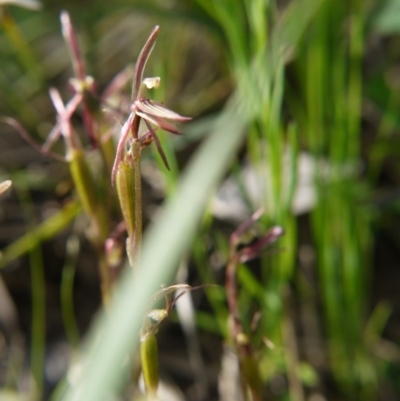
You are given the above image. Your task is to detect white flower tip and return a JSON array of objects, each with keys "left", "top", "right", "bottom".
[
  {"left": 271, "top": 226, "right": 284, "bottom": 237},
  {"left": 143, "top": 77, "right": 161, "bottom": 89},
  {"left": 0, "top": 180, "right": 12, "bottom": 197}
]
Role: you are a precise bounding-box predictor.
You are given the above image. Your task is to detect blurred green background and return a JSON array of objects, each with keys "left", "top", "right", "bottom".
[{"left": 1, "top": 0, "right": 400, "bottom": 400}]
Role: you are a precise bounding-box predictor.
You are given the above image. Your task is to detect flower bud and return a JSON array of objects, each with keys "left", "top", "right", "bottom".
[{"left": 115, "top": 159, "right": 136, "bottom": 240}]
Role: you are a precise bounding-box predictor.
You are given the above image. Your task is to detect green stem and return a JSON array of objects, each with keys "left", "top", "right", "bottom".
[
  {"left": 29, "top": 244, "right": 45, "bottom": 399},
  {"left": 98, "top": 251, "right": 111, "bottom": 306},
  {"left": 61, "top": 236, "right": 80, "bottom": 348},
  {"left": 69, "top": 149, "right": 111, "bottom": 304},
  {"left": 16, "top": 187, "right": 45, "bottom": 398}
]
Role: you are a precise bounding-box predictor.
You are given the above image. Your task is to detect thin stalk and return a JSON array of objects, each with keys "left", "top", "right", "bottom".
[
  {"left": 226, "top": 250, "right": 263, "bottom": 401},
  {"left": 226, "top": 255, "right": 241, "bottom": 340},
  {"left": 69, "top": 149, "right": 111, "bottom": 304},
  {"left": 98, "top": 252, "right": 112, "bottom": 306},
  {"left": 61, "top": 236, "right": 80, "bottom": 348},
  {"left": 17, "top": 188, "right": 45, "bottom": 399},
  {"left": 282, "top": 287, "right": 304, "bottom": 401},
  {"left": 29, "top": 243, "right": 45, "bottom": 399},
  {"left": 227, "top": 264, "right": 263, "bottom": 401}
]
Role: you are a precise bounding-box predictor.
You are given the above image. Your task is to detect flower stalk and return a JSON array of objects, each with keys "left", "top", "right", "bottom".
[
  {"left": 139, "top": 285, "right": 191, "bottom": 399},
  {"left": 226, "top": 210, "right": 284, "bottom": 401},
  {"left": 51, "top": 86, "right": 111, "bottom": 304},
  {"left": 113, "top": 26, "right": 190, "bottom": 270},
  {"left": 6, "top": 10, "right": 124, "bottom": 305}
]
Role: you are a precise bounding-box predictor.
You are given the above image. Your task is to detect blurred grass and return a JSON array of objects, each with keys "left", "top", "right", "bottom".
[
  {"left": 0, "top": 0, "right": 400, "bottom": 400},
  {"left": 18, "top": 188, "right": 46, "bottom": 399},
  {"left": 293, "top": 1, "right": 375, "bottom": 397}
]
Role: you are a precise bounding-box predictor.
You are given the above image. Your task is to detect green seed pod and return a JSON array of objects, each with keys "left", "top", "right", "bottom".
[
  {"left": 69, "top": 149, "right": 109, "bottom": 243},
  {"left": 100, "top": 134, "right": 116, "bottom": 175},
  {"left": 141, "top": 334, "right": 159, "bottom": 400},
  {"left": 69, "top": 149, "right": 98, "bottom": 221},
  {"left": 241, "top": 353, "right": 262, "bottom": 401},
  {"left": 115, "top": 159, "right": 136, "bottom": 240}
]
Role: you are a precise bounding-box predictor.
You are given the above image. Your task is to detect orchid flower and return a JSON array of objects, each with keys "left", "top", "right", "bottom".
[{"left": 111, "top": 26, "right": 191, "bottom": 185}]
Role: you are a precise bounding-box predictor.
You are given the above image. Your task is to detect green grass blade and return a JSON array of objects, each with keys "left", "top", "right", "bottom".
[
  {"left": 271, "top": 0, "right": 326, "bottom": 64},
  {"left": 0, "top": 201, "right": 80, "bottom": 269}
]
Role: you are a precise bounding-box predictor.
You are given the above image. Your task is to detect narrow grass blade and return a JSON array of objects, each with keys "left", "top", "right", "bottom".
[{"left": 0, "top": 201, "right": 80, "bottom": 269}]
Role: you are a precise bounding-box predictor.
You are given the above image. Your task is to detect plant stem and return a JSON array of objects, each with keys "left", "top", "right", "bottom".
[
  {"left": 98, "top": 251, "right": 112, "bottom": 306},
  {"left": 29, "top": 244, "right": 45, "bottom": 399},
  {"left": 226, "top": 255, "right": 241, "bottom": 339},
  {"left": 226, "top": 253, "right": 262, "bottom": 401},
  {"left": 61, "top": 236, "right": 80, "bottom": 348},
  {"left": 69, "top": 149, "right": 111, "bottom": 304},
  {"left": 17, "top": 188, "right": 45, "bottom": 399}
]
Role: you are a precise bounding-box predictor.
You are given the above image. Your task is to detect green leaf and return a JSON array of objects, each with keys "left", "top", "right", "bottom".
[{"left": 271, "top": 0, "right": 326, "bottom": 64}]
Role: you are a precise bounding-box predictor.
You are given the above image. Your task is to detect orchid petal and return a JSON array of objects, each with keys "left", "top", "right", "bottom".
[
  {"left": 131, "top": 26, "right": 159, "bottom": 102},
  {"left": 134, "top": 100, "right": 191, "bottom": 121},
  {"left": 135, "top": 111, "right": 183, "bottom": 135},
  {"left": 43, "top": 92, "right": 82, "bottom": 152},
  {"left": 230, "top": 208, "right": 264, "bottom": 248},
  {"left": 238, "top": 226, "right": 284, "bottom": 263},
  {"left": 143, "top": 120, "right": 170, "bottom": 170}
]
